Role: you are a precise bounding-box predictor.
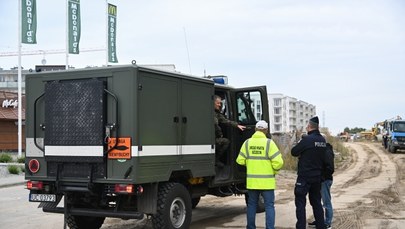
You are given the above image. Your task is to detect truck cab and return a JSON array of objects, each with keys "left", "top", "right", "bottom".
[
  {"left": 25, "top": 65, "right": 269, "bottom": 229},
  {"left": 384, "top": 120, "right": 405, "bottom": 153}
]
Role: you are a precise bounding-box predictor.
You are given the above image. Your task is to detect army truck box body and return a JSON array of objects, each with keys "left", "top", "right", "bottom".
[{"left": 25, "top": 65, "right": 269, "bottom": 229}]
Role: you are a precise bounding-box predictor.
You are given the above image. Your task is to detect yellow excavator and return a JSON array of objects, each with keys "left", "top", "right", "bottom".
[{"left": 360, "top": 121, "right": 384, "bottom": 141}]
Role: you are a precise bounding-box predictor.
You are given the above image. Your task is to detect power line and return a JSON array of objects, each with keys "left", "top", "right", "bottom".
[{"left": 0, "top": 48, "right": 105, "bottom": 57}]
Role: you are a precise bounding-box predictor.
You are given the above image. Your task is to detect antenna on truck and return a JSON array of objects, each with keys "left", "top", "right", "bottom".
[{"left": 183, "top": 27, "right": 192, "bottom": 74}]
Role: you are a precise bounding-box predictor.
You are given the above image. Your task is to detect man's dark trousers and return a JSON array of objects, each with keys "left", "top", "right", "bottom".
[
  {"left": 215, "top": 137, "right": 229, "bottom": 164},
  {"left": 294, "top": 176, "right": 325, "bottom": 229}
]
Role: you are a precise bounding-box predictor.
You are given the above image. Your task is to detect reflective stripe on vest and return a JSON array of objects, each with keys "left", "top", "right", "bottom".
[{"left": 246, "top": 174, "right": 275, "bottom": 178}]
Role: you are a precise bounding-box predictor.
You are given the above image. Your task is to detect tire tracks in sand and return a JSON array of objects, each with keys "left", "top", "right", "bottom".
[{"left": 332, "top": 142, "right": 405, "bottom": 229}]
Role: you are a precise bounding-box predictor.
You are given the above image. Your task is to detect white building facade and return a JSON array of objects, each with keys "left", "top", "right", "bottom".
[{"left": 268, "top": 93, "right": 316, "bottom": 134}]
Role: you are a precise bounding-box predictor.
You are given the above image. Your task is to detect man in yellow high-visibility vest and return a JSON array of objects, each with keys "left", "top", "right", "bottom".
[{"left": 236, "top": 120, "right": 284, "bottom": 229}]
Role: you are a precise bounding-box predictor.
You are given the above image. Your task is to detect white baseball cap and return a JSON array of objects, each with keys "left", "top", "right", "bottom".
[{"left": 256, "top": 120, "right": 268, "bottom": 129}]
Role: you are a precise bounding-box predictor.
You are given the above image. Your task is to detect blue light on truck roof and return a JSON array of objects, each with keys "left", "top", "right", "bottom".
[
  {"left": 211, "top": 75, "right": 228, "bottom": 85},
  {"left": 213, "top": 78, "right": 225, "bottom": 84}
]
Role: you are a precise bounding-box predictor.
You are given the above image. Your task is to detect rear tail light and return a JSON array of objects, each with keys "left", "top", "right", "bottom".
[
  {"left": 114, "top": 184, "right": 143, "bottom": 194},
  {"left": 28, "top": 159, "right": 40, "bottom": 173},
  {"left": 27, "top": 180, "right": 43, "bottom": 190},
  {"left": 115, "top": 184, "right": 134, "bottom": 194}
]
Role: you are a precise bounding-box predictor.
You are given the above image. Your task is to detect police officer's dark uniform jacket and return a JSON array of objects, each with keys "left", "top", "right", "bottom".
[{"left": 291, "top": 129, "right": 328, "bottom": 178}]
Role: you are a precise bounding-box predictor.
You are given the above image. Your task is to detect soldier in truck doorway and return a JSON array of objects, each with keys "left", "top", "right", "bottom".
[{"left": 214, "top": 95, "right": 246, "bottom": 167}]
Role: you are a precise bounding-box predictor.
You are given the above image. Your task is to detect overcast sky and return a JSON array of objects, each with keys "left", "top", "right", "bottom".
[{"left": 1, "top": 0, "right": 404, "bottom": 135}]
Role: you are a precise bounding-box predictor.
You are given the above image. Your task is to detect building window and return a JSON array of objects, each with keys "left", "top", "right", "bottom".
[{"left": 274, "top": 98, "right": 281, "bottom": 106}]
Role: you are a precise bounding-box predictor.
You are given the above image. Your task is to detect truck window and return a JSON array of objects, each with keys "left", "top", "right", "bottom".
[
  {"left": 394, "top": 123, "right": 405, "bottom": 132},
  {"left": 236, "top": 91, "right": 262, "bottom": 125}
]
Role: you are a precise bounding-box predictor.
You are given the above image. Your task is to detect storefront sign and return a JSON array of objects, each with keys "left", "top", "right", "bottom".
[{"left": 2, "top": 99, "right": 18, "bottom": 108}]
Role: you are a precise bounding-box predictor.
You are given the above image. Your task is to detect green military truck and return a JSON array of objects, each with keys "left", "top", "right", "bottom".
[{"left": 25, "top": 64, "right": 269, "bottom": 229}]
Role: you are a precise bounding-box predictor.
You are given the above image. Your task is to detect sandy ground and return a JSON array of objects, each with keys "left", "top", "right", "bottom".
[
  {"left": 100, "top": 141, "right": 405, "bottom": 228},
  {"left": 271, "top": 141, "right": 405, "bottom": 229}
]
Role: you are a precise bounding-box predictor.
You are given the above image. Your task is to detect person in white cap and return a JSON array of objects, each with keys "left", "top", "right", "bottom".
[{"left": 236, "top": 120, "right": 284, "bottom": 229}]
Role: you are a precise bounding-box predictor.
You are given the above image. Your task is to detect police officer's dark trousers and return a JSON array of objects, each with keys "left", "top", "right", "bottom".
[{"left": 294, "top": 176, "right": 325, "bottom": 229}]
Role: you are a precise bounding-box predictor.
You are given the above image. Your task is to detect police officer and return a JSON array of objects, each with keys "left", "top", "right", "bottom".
[
  {"left": 308, "top": 135, "right": 335, "bottom": 229},
  {"left": 214, "top": 95, "right": 245, "bottom": 167},
  {"left": 291, "top": 116, "right": 329, "bottom": 229},
  {"left": 236, "top": 120, "right": 284, "bottom": 229}
]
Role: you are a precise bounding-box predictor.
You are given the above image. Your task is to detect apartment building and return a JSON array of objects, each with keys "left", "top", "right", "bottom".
[
  {"left": 268, "top": 93, "right": 316, "bottom": 134},
  {"left": 0, "top": 67, "right": 28, "bottom": 92}
]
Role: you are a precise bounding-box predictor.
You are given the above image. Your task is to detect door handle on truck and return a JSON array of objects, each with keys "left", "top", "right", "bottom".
[
  {"left": 182, "top": 117, "right": 187, "bottom": 123},
  {"left": 173, "top": 117, "right": 179, "bottom": 123}
]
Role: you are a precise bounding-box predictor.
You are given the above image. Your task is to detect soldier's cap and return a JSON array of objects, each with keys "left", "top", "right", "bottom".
[{"left": 256, "top": 120, "right": 268, "bottom": 130}]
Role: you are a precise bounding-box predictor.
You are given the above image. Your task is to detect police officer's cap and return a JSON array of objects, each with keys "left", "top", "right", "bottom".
[{"left": 309, "top": 116, "right": 319, "bottom": 125}]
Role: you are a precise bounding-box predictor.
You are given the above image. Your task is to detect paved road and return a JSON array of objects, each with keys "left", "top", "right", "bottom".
[
  {"left": 0, "top": 184, "right": 249, "bottom": 229},
  {"left": 0, "top": 185, "right": 64, "bottom": 229}
]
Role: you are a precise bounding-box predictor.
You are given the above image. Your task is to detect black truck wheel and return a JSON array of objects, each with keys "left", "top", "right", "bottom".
[
  {"left": 389, "top": 145, "right": 397, "bottom": 153},
  {"left": 152, "top": 182, "right": 192, "bottom": 229},
  {"left": 66, "top": 214, "right": 105, "bottom": 229},
  {"left": 245, "top": 193, "right": 265, "bottom": 213}
]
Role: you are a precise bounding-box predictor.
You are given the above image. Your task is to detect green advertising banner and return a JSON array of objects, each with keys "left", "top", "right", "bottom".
[
  {"left": 22, "top": 0, "right": 37, "bottom": 44},
  {"left": 68, "top": 0, "right": 81, "bottom": 54},
  {"left": 108, "top": 4, "right": 118, "bottom": 63}
]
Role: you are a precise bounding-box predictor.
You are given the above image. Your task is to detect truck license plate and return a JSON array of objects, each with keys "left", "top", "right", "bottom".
[{"left": 29, "top": 193, "right": 56, "bottom": 202}]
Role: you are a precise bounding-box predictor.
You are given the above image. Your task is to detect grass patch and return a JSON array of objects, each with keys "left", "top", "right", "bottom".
[
  {"left": 17, "top": 156, "right": 25, "bottom": 163},
  {"left": 7, "top": 165, "right": 20, "bottom": 174},
  {"left": 0, "top": 153, "right": 13, "bottom": 163},
  {"left": 272, "top": 133, "right": 350, "bottom": 172},
  {"left": 273, "top": 137, "right": 298, "bottom": 171}
]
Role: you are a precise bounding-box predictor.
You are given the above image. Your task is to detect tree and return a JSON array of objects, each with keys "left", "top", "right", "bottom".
[{"left": 343, "top": 127, "right": 366, "bottom": 134}]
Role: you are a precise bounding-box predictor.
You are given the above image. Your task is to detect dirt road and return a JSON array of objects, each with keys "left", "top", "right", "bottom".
[
  {"left": 331, "top": 142, "right": 405, "bottom": 229},
  {"left": 273, "top": 142, "right": 405, "bottom": 229}
]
